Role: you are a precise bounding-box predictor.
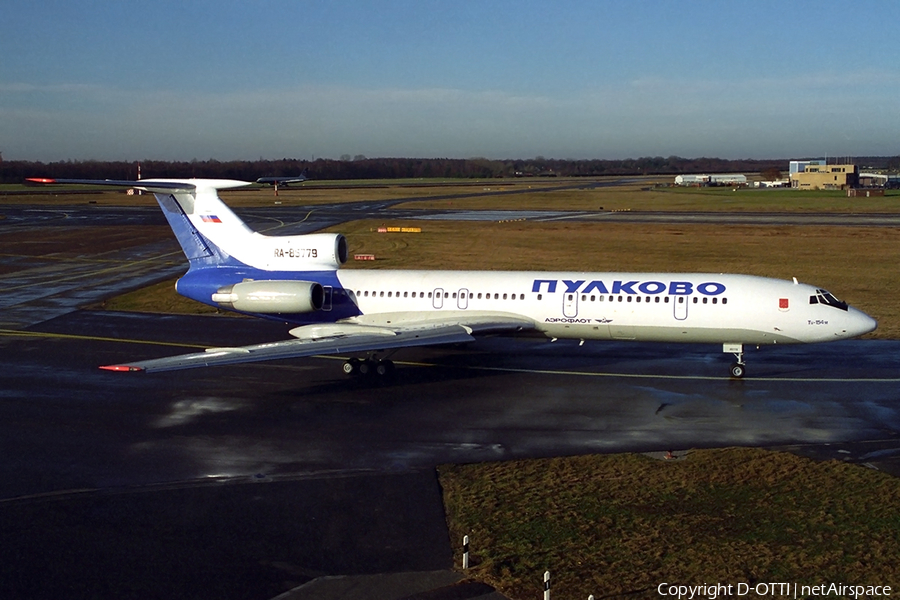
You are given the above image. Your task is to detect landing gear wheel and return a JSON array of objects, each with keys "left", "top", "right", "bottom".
[
  {"left": 730, "top": 363, "right": 745, "bottom": 379},
  {"left": 346, "top": 357, "right": 394, "bottom": 378},
  {"left": 342, "top": 358, "right": 361, "bottom": 376},
  {"left": 358, "top": 359, "right": 374, "bottom": 376},
  {"left": 375, "top": 359, "right": 394, "bottom": 376}
]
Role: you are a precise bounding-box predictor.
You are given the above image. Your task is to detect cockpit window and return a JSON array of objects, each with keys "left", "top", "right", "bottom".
[{"left": 810, "top": 289, "right": 848, "bottom": 311}]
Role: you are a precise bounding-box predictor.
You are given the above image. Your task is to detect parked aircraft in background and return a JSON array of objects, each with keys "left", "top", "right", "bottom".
[{"left": 29, "top": 178, "right": 878, "bottom": 378}]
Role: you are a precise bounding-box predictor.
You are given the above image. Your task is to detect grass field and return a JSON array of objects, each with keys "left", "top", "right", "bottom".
[
  {"left": 396, "top": 183, "right": 900, "bottom": 213},
  {"left": 5, "top": 178, "right": 899, "bottom": 212},
  {"left": 439, "top": 448, "right": 900, "bottom": 599}
]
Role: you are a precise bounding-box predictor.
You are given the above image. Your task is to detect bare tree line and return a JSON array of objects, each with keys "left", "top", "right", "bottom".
[{"left": 3, "top": 155, "right": 898, "bottom": 183}]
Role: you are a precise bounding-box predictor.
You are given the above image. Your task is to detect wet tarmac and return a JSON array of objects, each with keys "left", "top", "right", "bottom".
[
  {"left": 3, "top": 310, "right": 900, "bottom": 598},
  {"left": 4, "top": 311, "right": 900, "bottom": 495}
]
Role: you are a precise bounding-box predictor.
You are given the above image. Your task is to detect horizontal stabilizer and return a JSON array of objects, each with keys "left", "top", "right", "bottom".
[{"left": 26, "top": 178, "right": 251, "bottom": 193}]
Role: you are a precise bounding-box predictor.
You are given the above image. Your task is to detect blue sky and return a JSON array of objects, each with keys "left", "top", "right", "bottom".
[{"left": 2, "top": 0, "right": 898, "bottom": 161}]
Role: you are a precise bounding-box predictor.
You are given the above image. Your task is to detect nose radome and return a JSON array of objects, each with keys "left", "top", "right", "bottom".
[{"left": 848, "top": 308, "right": 877, "bottom": 337}]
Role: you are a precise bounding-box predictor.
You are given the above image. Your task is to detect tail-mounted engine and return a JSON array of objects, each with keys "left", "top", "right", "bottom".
[
  {"left": 263, "top": 233, "right": 348, "bottom": 270},
  {"left": 212, "top": 280, "right": 325, "bottom": 314}
]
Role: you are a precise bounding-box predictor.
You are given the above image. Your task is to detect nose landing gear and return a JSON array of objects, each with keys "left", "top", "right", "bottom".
[{"left": 724, "top": 343, "right": 746, "bottom": 379}]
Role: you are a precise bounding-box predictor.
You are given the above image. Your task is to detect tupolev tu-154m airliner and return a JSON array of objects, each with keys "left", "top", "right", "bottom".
[{"left": 29, "top": 177, "right": 877, "bottom": 378}]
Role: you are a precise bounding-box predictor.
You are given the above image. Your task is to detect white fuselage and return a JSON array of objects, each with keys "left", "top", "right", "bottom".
[{"left": 335, "top": 270, "right": 876, "bottom": 345}]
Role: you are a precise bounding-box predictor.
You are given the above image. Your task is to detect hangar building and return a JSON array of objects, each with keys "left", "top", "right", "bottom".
[{"left": 674, "top": 174, "right": 747, "bottom": 186}]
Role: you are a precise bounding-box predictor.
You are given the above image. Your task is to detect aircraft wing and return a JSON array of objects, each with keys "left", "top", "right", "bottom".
[{"left": 99, "top": 315, "right": 534, "bottom": 373}]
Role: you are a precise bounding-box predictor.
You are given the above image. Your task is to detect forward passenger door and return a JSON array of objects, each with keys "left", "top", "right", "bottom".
[
  {"left": 674, "top": 296, "right": 688, "bottom": 320},
  {"left": 563, "top": 292, "right": 578, "bottom": 318}
]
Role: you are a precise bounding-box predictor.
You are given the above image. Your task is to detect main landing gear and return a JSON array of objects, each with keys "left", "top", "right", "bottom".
[
  {"left": 724, "top": 343, "right": 746, "bottom": 378},
  {"left": 342, "top": 357, "right": 395, "bottom": 377}
]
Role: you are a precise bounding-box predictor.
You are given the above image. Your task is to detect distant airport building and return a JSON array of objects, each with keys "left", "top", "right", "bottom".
[
  {"left": 709, "top": 174, "right": 747, "bottom": 186},
  {"left": 674, "top": 174, "right": 709, "bottom": 185},
  {"left": 674, "top": 174, "right": 747, "bottom": 186},
  {"left": 858, "top": 172, "right": 888, "bottom": 187},
  {"left": 789, "top": 162, "right": 858, "bottom": 190}
]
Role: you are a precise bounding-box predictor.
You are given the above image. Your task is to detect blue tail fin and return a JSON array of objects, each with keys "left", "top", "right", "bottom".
[{"left": 154, "top": 193, "right": 221, "bottom": 264}]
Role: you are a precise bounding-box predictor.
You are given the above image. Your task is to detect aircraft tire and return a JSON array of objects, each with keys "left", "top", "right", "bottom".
[
  {"left": 375, "top": 360, "right": 394, "bottom": 376},
  {"left": 342, "top": 359, "right": 359, "bottom": 375},
  {"left": 730, "top": 363, "right": 745, "bottom": 378}
]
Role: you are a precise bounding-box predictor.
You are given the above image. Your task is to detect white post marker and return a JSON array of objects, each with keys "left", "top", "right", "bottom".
[
  {"left": 543, "top": 570, "right": 551, "bottom": 600},
  {"left": 462, "top": 535, "right": 469, "bottom": 569}
]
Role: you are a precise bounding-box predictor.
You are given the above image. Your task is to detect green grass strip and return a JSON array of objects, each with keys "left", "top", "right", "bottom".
[{"left": 439, "top": 448, "right": 900, "bottom": 599}]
